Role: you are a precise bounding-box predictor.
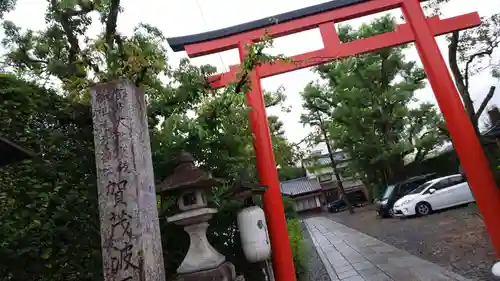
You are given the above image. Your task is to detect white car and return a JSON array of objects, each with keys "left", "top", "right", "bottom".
[{"left": 392, "top": 174, "right": 475, "bottom": 217}]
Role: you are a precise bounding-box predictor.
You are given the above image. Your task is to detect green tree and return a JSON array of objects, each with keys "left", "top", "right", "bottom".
[
  {"left": 301, "top": 15, "right": 448, "bottom": 190},
  {"left": 300, "top": 111, "right": 355, "bottom": 213},
  {"left": 277, "top": 166, "right": 306, "bottom": 181},
  {"left": 1, "top": 0, "right": 170, "bottom": 103},
  {"left": 0, "top": 0, "right": 16, "bottom": 18}
]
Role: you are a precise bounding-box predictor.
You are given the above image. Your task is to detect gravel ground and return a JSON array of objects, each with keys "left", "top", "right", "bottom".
[
  {"left": 299, "top": 221, "right": 331, "bottom": 281},
  {"left": 322, "top": 203, "right": 496, "bottom": 281}
]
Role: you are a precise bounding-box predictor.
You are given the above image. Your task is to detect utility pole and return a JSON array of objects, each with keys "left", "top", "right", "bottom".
[{"left": 318, "top": 116, "right": 355, "bottom": 214}]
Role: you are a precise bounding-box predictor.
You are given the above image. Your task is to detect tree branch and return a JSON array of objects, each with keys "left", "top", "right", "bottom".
[
  {"left": 48, "top": 0, "right": 103, "bottom": 77},
  {"left": 234, "top": 71, "right": 249, "bottom": 95},
  {"left": 64, "top": 0, "right": 96, "bottom": 16},
  {"left": 414, "top": 146, "right": 430, "bottom": 163},
  {"left": 464, "top": 49, "right": 494, "bottom": 90},
  {"left": 7, "top": 54, "right": 49, "bottom": 66},
  {"left": 233, "top": 44, "right": 269, "bottom": 94},
  {"left": 379, "top": 52, "right": 390, "bottom": 90},
  {"left": 50, "top": 0, "right": 82, "bottom": 77},
  {"left": 437, "top": 124, "right": 450, "bottom": 138},
  {"left": 448, "top": 31, "right": 476, "bottom": 125},
  {"left": 475, "top": 86, "right": 496, "bottom": 121},
  {"left": 105, "top": 0, "right": 121, "bottom": 48},
  {"left": 449, "top": 31, "right": 466, "bottom": 94},
  {"left": 82, "top": 55, "right": 101, "bottom": 75}
]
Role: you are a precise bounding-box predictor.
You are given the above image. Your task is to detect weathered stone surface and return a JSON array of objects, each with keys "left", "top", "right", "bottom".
[
  {"left": 91, "top": 80, "right": 165, "bottom": 281},
  {"left": 176, "top": 221, "right": 225, "bottom": 274},
  {"left": 174, "top": 262, "right": 236, "bottom": 281}
]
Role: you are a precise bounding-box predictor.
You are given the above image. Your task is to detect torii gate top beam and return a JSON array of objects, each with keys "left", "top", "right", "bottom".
[
  {"left": 208, "top": 13, "right": 479, "bottom": 88},
  {"left": 167, "top": 0, "right": 431, "bottom": 56},
  {"left": 167, "top": 0, "right": 374, "bottom": 52},
  {"left": 166, "top": 0, "right": 480, "bottom": 89}
]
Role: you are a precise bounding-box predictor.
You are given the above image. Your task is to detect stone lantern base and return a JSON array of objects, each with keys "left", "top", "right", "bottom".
[{"left": 174, "top": 262, "right": 243, "bottom": 281}]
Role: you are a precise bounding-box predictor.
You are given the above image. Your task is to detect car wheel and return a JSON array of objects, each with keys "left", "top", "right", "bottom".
[
  {"left": 415, "top": 202, "right": 432, "bottom": 216},
  {"left": 380, "top": 212, "right": 390, "bottom": 218}
]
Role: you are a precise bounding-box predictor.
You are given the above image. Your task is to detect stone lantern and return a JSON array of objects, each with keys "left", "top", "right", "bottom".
[{"left": 157, "top": 152, "right": 239, "bottom": 281}]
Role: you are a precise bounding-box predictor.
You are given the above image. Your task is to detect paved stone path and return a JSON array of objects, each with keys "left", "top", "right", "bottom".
[{"left": 304, "top": 216, "right": 472, "bottom": 281}]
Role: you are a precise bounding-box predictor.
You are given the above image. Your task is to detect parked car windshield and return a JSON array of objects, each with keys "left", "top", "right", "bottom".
[
  {"left": 381, "top": 185, "right": 395, "bottom": 200},
  {"left": 408, "top": 182, "right": 433, "bottom": 194}
]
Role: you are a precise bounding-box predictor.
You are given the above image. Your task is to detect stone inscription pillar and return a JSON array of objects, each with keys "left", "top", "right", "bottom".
[{"left": 91, "top": 80, "right": 166, "bottom": 281}]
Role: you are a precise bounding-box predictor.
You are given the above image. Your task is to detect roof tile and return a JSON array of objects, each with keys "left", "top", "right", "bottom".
[{"left": 280, "top": 177, "right": 322, "bottom": 196}]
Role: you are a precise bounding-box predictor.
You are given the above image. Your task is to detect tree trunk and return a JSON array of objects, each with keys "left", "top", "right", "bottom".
[
  {"left": 319, "top": 118, "right": 355, "bottom": 214},
  {"left": 448, "top": 31, "right": 478, "bottom": 132},
  {"left": 448, "top": 31, "right": 497, "bottom": 136}
]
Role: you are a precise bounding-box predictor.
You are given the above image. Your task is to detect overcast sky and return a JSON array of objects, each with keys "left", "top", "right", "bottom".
[{"left": 2, "top": 0, "right": 500, "bottom": 153}]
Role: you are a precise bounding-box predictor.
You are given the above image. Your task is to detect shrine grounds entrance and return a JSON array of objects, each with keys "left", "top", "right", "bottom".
[{"left": 167, "top": 0, "right": 500, "bottom": 280}]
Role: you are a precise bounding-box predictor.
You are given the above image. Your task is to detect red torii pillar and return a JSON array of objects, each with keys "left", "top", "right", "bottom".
[{"left": 167, "top": 0, "right": 500, "bottom": 280}]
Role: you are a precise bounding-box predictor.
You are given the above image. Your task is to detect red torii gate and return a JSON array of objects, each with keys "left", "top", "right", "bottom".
[{"left": 167, "top": 0, "right": 500, "bottom": 280}]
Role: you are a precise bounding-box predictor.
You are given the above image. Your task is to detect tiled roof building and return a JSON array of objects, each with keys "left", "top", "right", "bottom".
[{"left": 280, "top": 150, "right": 368, "bottom": 212}]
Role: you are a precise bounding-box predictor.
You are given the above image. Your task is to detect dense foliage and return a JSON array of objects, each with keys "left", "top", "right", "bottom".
[
  {"left": 0, "top": 74, "right": 100, "bottom": 280},
  {"left": 0, "top": 1, "right": 305, "bottom": 281},
  {"left": 286, "top": 219, "right": 306, "bottom": 278}
]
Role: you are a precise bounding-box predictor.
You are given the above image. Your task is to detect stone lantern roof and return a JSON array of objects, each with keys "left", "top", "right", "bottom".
[{"left": 157, "top": 151, "right": 223, "bottom": 194}]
